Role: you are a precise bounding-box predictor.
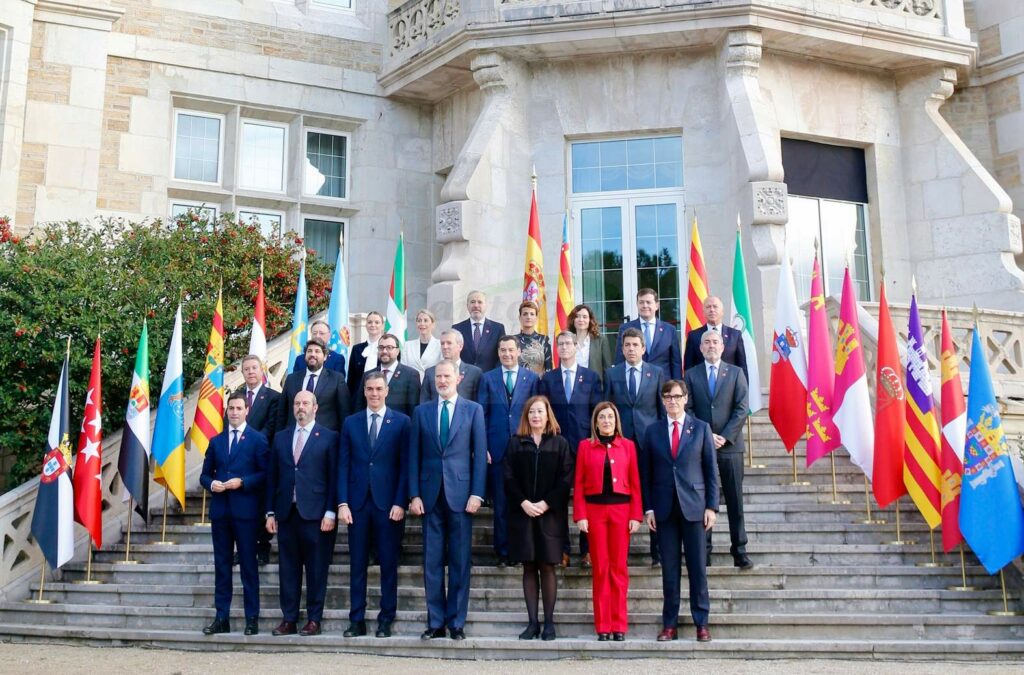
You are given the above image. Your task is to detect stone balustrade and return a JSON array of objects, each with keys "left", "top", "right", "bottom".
[{"left": 388, "top": 0, "right": 463, "bottom": 58}]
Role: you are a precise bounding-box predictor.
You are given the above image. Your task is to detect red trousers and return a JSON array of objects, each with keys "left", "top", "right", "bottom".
[{"left": 586, "top": 502, "right": 631, "bottom": 633}]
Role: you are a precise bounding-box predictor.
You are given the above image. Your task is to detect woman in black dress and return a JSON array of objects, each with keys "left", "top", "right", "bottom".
[{"left": 503, "top": 395, "right": 574, "bottom": 641}]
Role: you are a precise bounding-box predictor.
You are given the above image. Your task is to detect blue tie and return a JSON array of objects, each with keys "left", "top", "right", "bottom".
[
  {"left": 440, "top": 400, "right": 451, "bottom": 448},
  {"left": 709, "top": 365, "right": 718, "bottom": 398},
  {"left": 644, "top": 322, "right": 653, "bottom": 352},
  {"left": 629, "top": 367, "right": 638, "bottom": 399},
  {"left": 305, "top": 373, "right": 316, "bottom": 392},
  {"left": 229, "top": 429, "right": 238, "bottom": 456},
  {"left": 563, "top": 369, "right": 573, "bottom": 401}
]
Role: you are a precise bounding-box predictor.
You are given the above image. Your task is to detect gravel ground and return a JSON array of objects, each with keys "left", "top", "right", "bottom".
[{"left": 1, "top": 644, "right": 1021, "bottom": 675}]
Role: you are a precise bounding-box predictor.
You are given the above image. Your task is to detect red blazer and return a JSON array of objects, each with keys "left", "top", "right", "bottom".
[{"left": 573, "top": 436, "right": 643, "bottom": 523}]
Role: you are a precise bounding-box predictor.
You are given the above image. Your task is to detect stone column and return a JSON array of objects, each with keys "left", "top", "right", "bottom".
[{"left": 0, "top": 0, "right": 39, "bottom": 227}]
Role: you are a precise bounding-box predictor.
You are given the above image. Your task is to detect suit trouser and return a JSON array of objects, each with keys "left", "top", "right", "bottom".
[
  {"left": 348, "top": 501, "right": 401, "bottom": 624},
  {"left": 705, "top": 451, "right": 748, "bottom": 559},
  {"left": 211, "top": 515, "right": 260, "bottom": 620},
  {"left": 277, "top": 506, "right": 331, "bottom": 623},
  {"left": 585, "top": 502, "right": 631, "bottom": 634},
  {"left": 486, "top": 461, "right": 508, "bottom": 557},
  {"left": 423, "top": 489, "right": 474, "bottom": 630},
  {"left": 657, "top": 500, "right": 710, "bottom": 628}
]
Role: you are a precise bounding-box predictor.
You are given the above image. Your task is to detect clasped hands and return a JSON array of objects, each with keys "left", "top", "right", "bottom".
[
  {"left": 210, "top": 477, "right": 242, "bottom": 493},
  {"left": 520, "top": 500, "right": 549, "bottom": 518}
]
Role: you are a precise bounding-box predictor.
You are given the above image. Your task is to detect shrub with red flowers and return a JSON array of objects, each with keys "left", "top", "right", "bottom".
[{"left": 0, "top": 212, "right": 332, "bottom": 489}]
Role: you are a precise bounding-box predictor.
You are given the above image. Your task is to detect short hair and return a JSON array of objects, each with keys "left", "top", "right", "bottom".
[
  {"left": 637, "top": 288, "right": 659, "bottom": 302},
  {"left": 363, "top": 371, "right": 387, "bottom": 387},
  {"left": 310, "top": 319, "right": 330, "bottom": 332},
  {"left": 415, "top": 308, "right": 436, "bottom": 323},
  {"left": 700, "top": 330, "right": 724, "bottom": 345},
  {"left": 379, "top": 332, "right": 400, "bottom": 347},
  {"left": 226, "top": 391, "right": 249, "bottom": 408},
  {"left": 440, "top": 328, "right": 464, "bottom": 345},
  {"left": 366, "top": 311, "right": 384, "bottom": 323},
  {"left": 621, "top": 327, "right": 644, "bottom": 344},
  {"left": 467, "top": 290, "right": 486, "bottom": 303},
  {"left": 555, "top": 330, "right": 577, "bottom": 345},
  {"left": 567, "top": 303, "right": 600, "bottom": 339},
  {"left": 518, "top": 300, "right": 539, "bottom": 316},
  {"left": 516, "top": 395, "right": 561, "bottom": 437},
  {"left": 305, "top": 338, "right": 326, "bottom": 355},
  {"left": 294, "top": 389, "right": 317, "bottom": 405},
  {"left": 662, "top": 379, "right": 688, "bottom": 397},
  {"left": 589, "top": 401, "right": 623, "bottom": 442},
  {"left": 435, "top": 359, "right": 458, "bottom": 375},
  {"left": 497, "top": 334, "right": 519, "bottom": 348},
  {"left": 241, "top": 354, "right": 263, "bottom": 367}
]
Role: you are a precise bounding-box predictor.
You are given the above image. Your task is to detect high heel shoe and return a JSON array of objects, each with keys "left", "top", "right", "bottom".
[
  {"left": 541, "top": 622, "right": 556, "bottom": 641},
  {"left": 519, "top": 622, "right": 540, "bottom": 640}
]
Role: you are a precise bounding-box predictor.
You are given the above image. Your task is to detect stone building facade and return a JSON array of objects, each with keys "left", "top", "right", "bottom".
[{"left": 0, "top": 0, "right": 1021, "bottom": 346}]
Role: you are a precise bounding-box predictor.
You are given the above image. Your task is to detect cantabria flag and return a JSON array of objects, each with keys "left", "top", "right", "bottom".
[
  {"left": 385, "top": 233, "right": 407, "bottom": 345},
  {"left": 729, "top": 229, "right": 762, "bottom": 413}
]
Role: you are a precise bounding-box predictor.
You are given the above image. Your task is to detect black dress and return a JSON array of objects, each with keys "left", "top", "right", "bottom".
[{"left": 503, "top": 434, "right": 574, "bottom": 564}]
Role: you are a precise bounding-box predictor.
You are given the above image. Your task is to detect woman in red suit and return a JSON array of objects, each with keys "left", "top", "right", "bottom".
[{"left": 573, "top": 401, "right": 643, "bottom": 641}]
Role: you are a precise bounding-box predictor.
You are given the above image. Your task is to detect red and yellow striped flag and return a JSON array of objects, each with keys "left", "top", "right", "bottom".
[
  {"left": 523, "top": 183, "right": 548, "bottom": 336},
  {"left": 903, "top": 293, "right": 942, "bottom": 528},
  {"left": 188, "top": 290, "right": 225, "bottom": 457},
  {"left": 554, "top": 213, "right": 573, "bottom": 368},
  {"left": 684, "top": 215, "right": 708, "bottom": 336}
]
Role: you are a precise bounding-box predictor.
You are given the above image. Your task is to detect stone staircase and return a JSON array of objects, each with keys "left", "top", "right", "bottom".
[{"left": 1, "top": 415, "right": 1022, "bottom": 660}]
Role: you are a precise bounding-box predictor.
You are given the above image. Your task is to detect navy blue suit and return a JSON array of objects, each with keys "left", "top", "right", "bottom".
[
  {"left": 292, "top": 349, "right": 346, "bottom": 377},
  {"left": 408, "top": 397, "right": 488, "bottom": 631},
  {"left": 236, "top": 385, "right": 281, "bottom": 443},
  {"left": 683, "top": 324, "right": 748, "bottom": 381},
  {"left": 477, "top": 366, "right": 540, "bottom": 558},
  {"left": 453, "top": 317, "right": 506, "bottom": 373},
  {"left": 541, "top": 365, "right": 602, "bottom": 454},
  {"left": 355, "top": 363, "right": 421, "bottom": 418},
  {"left": 614, "top": 318, "right": 682, "bottom": 380},
  {"left": 279, "top": 367, "right": 350, "bottom": 432},
  {"left": 640, "top": 415, "right": 719, "bottom": 628},
  {"left": 338, "top": 408, "right": 410, "bottom": 625},
  {"left": 266, "top": 423, "right": 338, "bottom": 623},
  {"left": 200, "top": 426, "right": 268, "bottom": 621},
  {"left": 603, "top": 362, "right": 666, "bottom": 442}
]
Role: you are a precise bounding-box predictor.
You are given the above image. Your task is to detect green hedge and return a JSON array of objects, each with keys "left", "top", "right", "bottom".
[{"left": 0, "top": 213, "right": 332, "bottom": 489}]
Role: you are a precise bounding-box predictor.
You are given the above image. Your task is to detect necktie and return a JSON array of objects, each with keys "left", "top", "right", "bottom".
[
  {"left": 628, "top": 367, "right": 638, "bottom": 399},
  {"left": 230, "top": 429, "right": 239, "bottom": 456},
  {"left": 293, "top": 427, "right": 306, "bottom": 465},
  {"left": 473, "top": 323, "right": 482, "bottom": 349},
  {"left": 305, "top": 373, "right": 316, "bottom": 392},
  {"left": 369, "top": 413, "right": 379, "bottom": 449},
  {"left": 440, "top": 401, "right": 451, "bottom": 448},
  {"left": 246, "top": 389, "right": 254, "bottom": 409},
  {"left": 671, "top": 421, "right": 681, "bottom": 459},
  {"left": 709, "top": 365, "right": 718, "bottom": 398},
  {"left": 383, "top": 368, "right": 392, "bottom": 385},
  {"left": 644, "top": 322, "right": 653, "bottom": 352},
  {"left": 505, "top": 370, "right": 514, "bottom": 396},
  {"left": 563, "top": 369, "right": 573, "bottom": 401}
]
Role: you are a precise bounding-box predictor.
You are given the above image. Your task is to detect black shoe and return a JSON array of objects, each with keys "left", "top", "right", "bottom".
[
  {"left": 343, "top": 621, "right": 367, "bottom": 637},
  {"left": 421, "top": 627, "right": 446, "bottom": 640},
  {"left": 612, "top": 632, "right": 625, "bottom": 641},
  {"left": 519, "top": 622, "right": 540, "bottom": 640},
  {"left": 496, "top": 557, "right": 508, "bottom": 568},
  {"left": 376, "top": 621, "right": 392, "bottom": 638},
  {"left": 202, "top": 618, "right": 230, "bottom": 635},
  {"left": 541, "top": 622, "right": 556, "bottom": 641},
  {"left": 597, "top": 632, "right": 610, "bottom": 641},
  {"left": 257, "top": 550, "right": 270, "bottom": 566},
  {"left": 244, "top": 618, "right": 259, "bottom": 636},
  {"left": 651, "top": 558, "right": 661, "bottom": 568},
  {"left": 449, "top": 627, "right": 466, "bottom": 640},
  {"left": 734, "top": 555, "right": 754, "bottom": 570},
  {"left": 705, "top": 553, "right": 713, "bottom": 567}
]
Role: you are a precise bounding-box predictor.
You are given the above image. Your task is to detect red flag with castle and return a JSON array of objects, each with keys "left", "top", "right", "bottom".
[{"left": 805, "top": 253, "right": 840, "bottom": 467}]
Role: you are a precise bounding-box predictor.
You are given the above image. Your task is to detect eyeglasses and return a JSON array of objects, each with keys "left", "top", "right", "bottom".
[
  {"left": 662, "top": 394, "right": 685, "bottom": 401},
  {"left": 378, "top": 345, "right": 398, "bottom": 351}
]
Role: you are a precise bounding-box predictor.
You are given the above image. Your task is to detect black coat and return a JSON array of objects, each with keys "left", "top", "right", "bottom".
[{"left": 503, "top": 434, "right": 574, "bottom": 563}]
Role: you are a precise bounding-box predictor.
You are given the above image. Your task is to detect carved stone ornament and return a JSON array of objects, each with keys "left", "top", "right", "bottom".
[
  {"left": 437, "top": 201, "right": 465, "bottom": 243},
  {"left": 755, "top": 184, "right": 788, "bottom": 220}
]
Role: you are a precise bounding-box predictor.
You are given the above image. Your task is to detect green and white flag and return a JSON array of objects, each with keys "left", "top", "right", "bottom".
[
  {"left": 385, "top": 233, "right": 407, "bottom": 346},
  {"left": 730, "top": 229, "right": 763, "bottom": 413}
]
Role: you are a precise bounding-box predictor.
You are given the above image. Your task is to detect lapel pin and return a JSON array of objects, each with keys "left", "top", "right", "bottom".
[
  {"left": 314, "top": 431, "right": 320, "bottom": 437},
  {"left": 386, "top": 419, "right": 392, "bottom": 424},
  {"left": 240, "top": 435, "right": 246, "bottom": 441}
]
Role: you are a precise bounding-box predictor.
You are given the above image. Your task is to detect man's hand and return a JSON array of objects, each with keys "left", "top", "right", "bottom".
[
  {"left": 628, "top": 519, "right": 641, "bottom": 534},
  {"left": 338, "top": 505, "right": 353, "bottom": 525},
  {"left": 389, "top": 506, "right": 405, "bottom": 522},
  {"left": 223, "top": 477, "right": 243, "bottom": 490},
  {"left": 466, "top": 496, "right": 482, "bottom": 514},
  {"left": 210, "top": 480, "right": 226, "bottom": 493},
  {"left": 704, "top": 509, "right": 717, "bottom": 531},
  {"left": 409, "top": 497, "right": 425, "bottom": 516},
  {"left": 321, "top": 516, "right": 336, "bottom": 532},
  {"left": 265, "top": 516, "right": 277, "bottom": 534},
  {"left": 712, "top": 434, "right": 726, "bottom": 449},
  {"left": 645, "top": 512, "right": 657, "bottom": 532},
  {"left": 577, "top": 519, "right": 589, "bottom": 534}
]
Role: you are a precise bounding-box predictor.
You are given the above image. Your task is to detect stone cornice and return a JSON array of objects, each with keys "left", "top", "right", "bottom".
[
  {"left": 34, "top": 0, "right": 124, "bottom": 31},
  {"left": 970, "top": 51, "right": 1024, "bottom": 88}
]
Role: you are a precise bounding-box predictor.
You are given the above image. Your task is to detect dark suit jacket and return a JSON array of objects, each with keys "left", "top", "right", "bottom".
[
  {"left": 683, "top": 324, "right": 748, "bottom": 380},
  {"left": 200, "top": 426, "right": 269, "bottom": 520},
  {"left": 614, "top": 318, "right": 682, "bottom": 379},
  {"left": 408, "top": 397, "right": 488, "bottom": 513},
  {"left": 266, "top": 423, "right": 339, "bottom": 520},
  {"left": 603, "top": 361, "right": 666, "bottom": 443},
  {"left": 478, "top": 366, "right": 540, "bottom": 463},
  {"left": 347, "top": 342, "right": 373, "bottom": 396},
  {"left": 420, "top": 362, "right": 483, "bottom": 403},
  {"left": 354, "top": 362, "right": 421, "bottom": 418},
  {"left": 337, "top": 408, "right": 411, "bottom": 512},
  {"left": 235, "top": 385, "right": 281, "bottom": 443},
  {"left": 584, "top": 334, "right": 614, "bottom": 383},
  {"left": 453, "top": 317, "right": 506, "bottom": 373},
  {"left": 683, "top": 361, "right": 748, "bottom": 454},
  {"left": 640, "top": 415, "right": 719, "bottom": 522},
  {"left": 292, "top": 350, "right": 346, "bottom": 376},
  {"left": 279, "top": 368, "right": 351, "bottom": 432},
  {"left": 540, "top": 365, "right": 602, "bottom": 453}
]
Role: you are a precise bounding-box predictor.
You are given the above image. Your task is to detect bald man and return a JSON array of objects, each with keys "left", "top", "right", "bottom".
[{"left": 683, "top": 296, "right": 748, "bottom": 379}]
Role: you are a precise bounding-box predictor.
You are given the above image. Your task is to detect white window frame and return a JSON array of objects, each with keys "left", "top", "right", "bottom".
[
  {"left": 171, "top": 109, "right": 226, "bottom": 186},
  {"left": 311, "top": 0, "right": 355, "bottom": 13},
  {"left": 301, "top": 214, "right": 349, "bottom": 268},
  {"left": 238, "top": 119, "right": 289, "bottom": 194},
  {"left": 570, "top": 135, "right": 684, "bottom": 197},
  {"left": 169, "top": 200, "right": 219, "bottom": 223},
  {"left": 237, "top": 207, "right": 287, "bottom": 240},
  {"left": 786, "top": 194, "right": 873, "bottom": 301},
  {"left": 302, "top": 127, "right": 351, "bottom": 201}
]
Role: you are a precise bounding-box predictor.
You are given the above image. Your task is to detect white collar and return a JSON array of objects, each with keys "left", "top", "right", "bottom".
[
  {"left": 367, "top": 405, "right": 387, "bottom": 419},
  {"left": 296, "top": 421, "right": 315, "bottom": 435},
  {"left": 439, "top": 394, "right": 459, "bottom": 408},
  {"left": 229, "top": 422, "right": 247, "bottom": 435}
]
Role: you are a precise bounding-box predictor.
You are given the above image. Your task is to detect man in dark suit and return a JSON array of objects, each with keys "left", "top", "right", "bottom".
[
  {"left": 641, "top": 380, "right": 719, "bottom": 643},
  {"left": 408, "top": 360, "right": 488, "bottom": 640},
  {"left": 280, "top": 338, "right": 351, "bottom": 432},
  {"left": 355, "top": 333, "right": 421, "bottom": 417},
  {"left": 292, "top": 319, "right": 346, "bottom": 375},
  {"left": 266, "top": 390, "right": 339, "bottom": 636},
  {"left": 478, "top": 336, "right": 540, "bottom": 566},
  {"left": 421, "top": 329, "right": 483, "bottom": 402},
  {"left": 200, "top": 392, "right": 269, "bottom": 636},
  {"left": 338, "top": 372, "right": 410, "bottom": 639},
  {"left": 683, "top": 296, "right": 748, "bottom": 378},
  {"left": 237, "top": 354, "right": 280, "bottom": 565},
  {"left": 453, "top": 290, "right": 506, "bottom": 373},
  {"left": 614, "top": 288, "right": 682, "bottom": 379},
  {"left": 683, "top": 330, "right": 751, "bottom": 570},
  {"left": 604, "top": 327, "right": 665, "bottom": 566}
]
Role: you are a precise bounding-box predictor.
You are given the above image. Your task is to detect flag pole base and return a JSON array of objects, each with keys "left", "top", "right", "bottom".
[
  {"left": 947, "top": 585, "right": 977, "bottom": 592},
  {"left": 194, "top": 491, "right": 211, "bottom": 527},
  {"left": 24, "top": 599, "right": 53, "bottom": 604},
  {"left": 884, "top": 540, "right": 916, "bottom": 546},
  {"left": 788, "top": 480, "right": 811, "bottom": 486},
  {"left": 750, "top": 463, "right": 767, "bottom": 469},
  {"left": 828, "top": 499, "right": 852, "bottom": 505},
  {"left": 987, "top": 610, "right": 1024, "bottom": 617},
  {"left": 858, "top": 518, "right": 887, "bottom": 525},
  {"left": 152, "top": 489, "right": 177, "bottom": 545},
  {"left": 26, "top": 565, "right": 51, "bottom": 603},
  {"left": 916, "top": 561, "right": 953, "bottom": 568},
  {"left": 73, "top": 544, "right": 105, "bottom": 584},
  {"left": 116, "top": 560, "right": 139, "bottom": 565}
]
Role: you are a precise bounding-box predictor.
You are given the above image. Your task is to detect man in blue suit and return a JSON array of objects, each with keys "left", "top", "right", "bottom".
[
  {"left": 338, "top": 371, "right": 410, "bottom": 639},
  {"left": 200, "top": 392, "right": 269, "bottom": 636},
  {"left": 266, "top": 390, "right": 338, "bottom": 637},
  {"left": 478, "top": 335, "right": 539, "bottom": 566},
  {"left": 682, "top": 296, "right": 748, "bottom": 379},
  {"left": 614, "top": 288, "right": 682, "bottom": 379},
  {"left": 408, "top": 360, "right": 488, "bottom": 640},
  {"left": 236, "top": 354, "right": 280, "bottom": 565},
  {"left": 421, "top": 329, "right": 483, "bottom": 403},
  {"left": 453, "top": 290, "right": 506, "bottom": 373},
  {"left": 641, "top": 380, "right": 719, "bottom": 643},
  {"left": 279, "top": 338, "right": 351, "bottom": 432},
  {"left": 291, "top": 319, "right": 346, "bottom": 375}
]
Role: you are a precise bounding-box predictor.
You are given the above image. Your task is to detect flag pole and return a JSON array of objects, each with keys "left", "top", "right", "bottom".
[
  {"left": 884, "top": 497, "right": 915, "bottom": 546},
  {"left": 154, "top": 488, "right": 175, "bottom": 545},
  {"left": 73, "top": 541, "right": 103, "bottom": 584},
  {"left": 987, "top": 569, "right": 1024, "bottom": 616},
  {"left": 789, "top": 447, "right": 810, "bottom": 486},
  {"left": 947, "top": 544, "right": 976, "bottom": 591},
  {"left": 122, "top": 498, "right": 138, "bottom": 564},
  {"left": 195, "top": 490, "right": 210, "bottom": 527},
  {"left": 859, "top": 476, "right": 885, "bottom": 525},
  {"left": 917, "top": 529, "right": 951, "bottom": 567},
  {"left": 828, "top": 452, "right": 849, "bottom": 504},
  {"left": 746, "top": 418, "right": 765, "bottom": 469},
  {"left": 26, "top": 563, "right": 51, "bottom": 604}
]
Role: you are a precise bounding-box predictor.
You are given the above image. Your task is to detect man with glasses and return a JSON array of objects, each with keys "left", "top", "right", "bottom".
[{"left": 355, "top": 333, "right": 421, "bottom": 417}]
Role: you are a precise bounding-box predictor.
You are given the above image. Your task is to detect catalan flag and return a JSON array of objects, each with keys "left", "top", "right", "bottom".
[
  {"left": 684, "top": 215, "right": 708, "bottom": 336},
  {"left": 153, "top": 304, "right": 186, "bottom": 509},
  {"left": 939, "top": 309, "right": 966, "bottom": 552},
  {"left": 188, "top": 291, "right": 224, "bottom": 457},
  {"left": 903, "top": 294, "right": 942, "bottom": 529},
  {"left": 523, "top": 183, "right": 548, "bottom": 336},
  {"left": 286, "top": 261, "right": 309, "bottom": 375},
  {"left": 554, "top": 213, "right": 573, "bottom": 368}
]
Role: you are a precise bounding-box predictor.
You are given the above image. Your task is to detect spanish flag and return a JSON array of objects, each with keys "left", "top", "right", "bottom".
[
  {"left": 188, "top": 291, "right": 224, "bottom": 457},
  {"left": 522, "top": 181, "right": 548, "bottom": 335},
  {"left": 684, "top": 215, "right": 708, "bottom": 336}
]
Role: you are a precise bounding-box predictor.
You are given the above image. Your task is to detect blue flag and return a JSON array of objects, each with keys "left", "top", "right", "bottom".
[
  {"left": 960, "top": 324, "right": 1024, "bottom": 574},
  {"left": 286, "top": 260, "right": 309, "bottom": 375},
  {"left": 326, "top": 247, "right": 351, "bottom": 375}
]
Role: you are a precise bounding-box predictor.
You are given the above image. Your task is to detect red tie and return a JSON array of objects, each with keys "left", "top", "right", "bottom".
[{"left": 671, "top": 421, "right": 681, "bottom": 459}]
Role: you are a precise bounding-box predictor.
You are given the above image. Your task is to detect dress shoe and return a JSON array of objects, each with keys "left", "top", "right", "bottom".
[
  {"left": 734, "top": 555, "right": 754, "bottom": 570},
  {"left": 705, "top": 553, "right": 713, "bottom": 567},
  {"left": 657, "top": 627, "right": 678, "bottom": 641},
  {"left": 581, "top": 553, "right": 592, "bottom": 569},
  {"left": 343, "top": 621, "right": 367, "bottom": 637},
  {"left": 561, "top": 553, "right": 570, "bottom": 568},
  {"left": 541, "top": 622, "right": 556, "bottom": 641},
  {"left": 519, "top": 622, "right": 540, "bottom": 640},
  {"left": 597, "top": 632, "right": 610, "bottom": 641},
  {"left": 272, "top": 620, "right": 297, "bottom": 636},
  {"left": 376, "top": 622, "right": 392, "bottom": 638},
  {"left": 612, "top": 632, "right": 625, "bottom": 641},
  {"left": 496, "top": 557, "right": 508, "bottom": 568},
  {"left": 299, "top": 620, "right": 322, "bottom": 636},
  {"left": 202, "top": 618, "right": 230, "bottom": 635},
  {"left": 244, "top": 618, "right": 259, "bottom": 636},
  {"left": 449, "top": 627, "right": 466, "bottom": 640},
  {"left": 421, "top": 627, "right": 446, "bottom": 640},
  {"left": 257, "top": 550, "right": 270, "bottom": 566},
  {"left": 696, "top": 625, "right": 712, "bottom": 642},
  {"left": 651, "top": 558, "right": 661, "bottom": 568}
]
